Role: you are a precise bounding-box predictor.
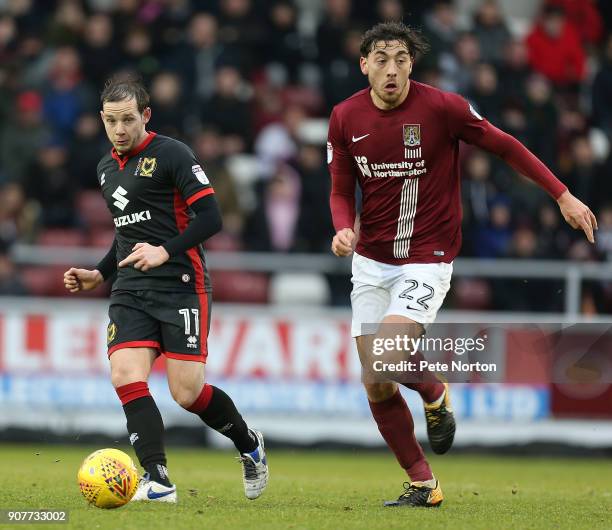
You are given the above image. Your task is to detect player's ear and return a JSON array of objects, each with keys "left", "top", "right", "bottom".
[
  {"left": 99, "top": 110, "right": 105, "bottom": 123},
  {"left": 360, "top": 56, "right": 368, "bottom": 75},
  {"left": 142, "top": 106, "right": 151, "bottom": 124}
]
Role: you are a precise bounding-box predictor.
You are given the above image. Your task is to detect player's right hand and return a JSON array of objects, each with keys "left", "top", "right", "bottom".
[
  {"left": 557, "top": 190, "right": 598, "bottom": 244},
  {"left": 331, "top": 228, "right": 355, "bottom": 257},
  {"left": 63, "top": 268, "right": 103, "bottom": 293}
]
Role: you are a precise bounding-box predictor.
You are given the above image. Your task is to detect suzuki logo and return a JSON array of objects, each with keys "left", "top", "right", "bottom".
[
  {"left": 114, "top": 210, "right": 151, "bottom": 227},
  {"left": 112, "top": 185, "right": 129, "bottom": 211}
]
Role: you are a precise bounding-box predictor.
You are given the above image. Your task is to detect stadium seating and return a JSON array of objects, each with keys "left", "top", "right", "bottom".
[
  {"left": 76, "top": 190, "right": 114, "bottom": 231},
  {"left": 37, "top": 229, "right": 86, "bottom": 248},
  {"left": 269, "top": 272, "right": 330, "bottom": 306}
]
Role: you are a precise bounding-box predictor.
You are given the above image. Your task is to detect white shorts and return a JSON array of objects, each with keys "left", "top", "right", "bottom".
[{"left": 350, "top": 252, "right": 453, "bottom": 337}]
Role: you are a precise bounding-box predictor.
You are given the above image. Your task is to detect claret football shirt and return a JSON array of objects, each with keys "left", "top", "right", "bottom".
[{"left": 327, "top": 81, "right": 566, "bottom": 265}]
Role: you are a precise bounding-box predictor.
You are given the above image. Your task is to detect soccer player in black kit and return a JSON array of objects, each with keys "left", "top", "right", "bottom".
[{"left": 63, "top": 75, "right": 268, "bottom": 503}]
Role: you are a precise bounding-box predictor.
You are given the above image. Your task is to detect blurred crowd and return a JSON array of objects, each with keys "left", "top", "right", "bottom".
[{"left": 0, "top": 0, "right": 611, "bottom": 311}]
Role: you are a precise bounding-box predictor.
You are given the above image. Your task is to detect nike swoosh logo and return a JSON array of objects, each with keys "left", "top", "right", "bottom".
[
  {"left": 147, "top": 486, "right": 176, "bottom": 499},
  {"left": 352, "top": 134, "right": 370, "bottom": 143}
]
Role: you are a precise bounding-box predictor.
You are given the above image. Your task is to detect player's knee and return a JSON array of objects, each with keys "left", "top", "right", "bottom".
[
  {"left": 380, "top": 314, "right": 423, "bottom": 337},
  {"left": 171, "top": 385, "right": 202, "bottom": 409},
  {"left": 166, "top": 358, "right": 206, "bottom": 409},
  {"left": 110, "top": 366, "right": 146, "bottom": 389},
  {"left": 364, "top": 381, "right": 397, "bottom": 402}
]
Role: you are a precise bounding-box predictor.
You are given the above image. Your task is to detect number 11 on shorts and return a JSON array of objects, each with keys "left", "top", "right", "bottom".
[{"left": 178, "top": 308, "right": 199, "bottom": 335}]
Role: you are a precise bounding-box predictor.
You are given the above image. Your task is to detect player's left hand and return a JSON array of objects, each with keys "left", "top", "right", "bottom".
[
  {"left": 118, "top": 242, "right": 170, "bottom": 271},
  {"left": 557, "top": 190, "right": 598, "bottom": 244}
]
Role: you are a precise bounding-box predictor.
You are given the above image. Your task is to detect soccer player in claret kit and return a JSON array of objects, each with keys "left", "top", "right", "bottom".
[
  {"left": 63, "top": 75, "right": 268, "bottom": 503},
  {"left": 328, "top": 22, "right": 597, "bottom": 508}
]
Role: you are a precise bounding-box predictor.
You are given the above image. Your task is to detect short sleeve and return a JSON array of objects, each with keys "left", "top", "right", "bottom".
[
  {"left": 443, "top": 92, "right": 489, "bottom": 145},
  {"left": 170, "top": 142, "right": 215, "bottom": 206},
  {"left": 327, "top": 107, "right": 358, "bottom": 178}
]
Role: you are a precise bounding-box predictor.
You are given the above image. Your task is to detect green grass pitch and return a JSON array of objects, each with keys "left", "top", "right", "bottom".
[{"left": 0, "top": 444, "right": 610, "bottom": 529}]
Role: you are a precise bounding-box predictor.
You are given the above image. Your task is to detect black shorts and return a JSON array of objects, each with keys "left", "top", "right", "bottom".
[{"left": 107, "top": 289, "right": 212, "bottom": 363}]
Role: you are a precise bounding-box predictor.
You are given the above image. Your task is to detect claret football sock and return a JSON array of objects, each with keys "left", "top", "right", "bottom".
[
  {"left": 186, "top": 383, "right": 258, "bottom": 454},
  {"left": 399, "top": 350, "right": 446, "bottom": 403},
  {"left": 116, "top": 381, "right": 171, "bottom": 487},
  {"left": 402, "top": 381, "right": 445, "bottom": 404},
  {"left": 368, "top": 389, "right": 433, "bottom": 482},
  {"left": 426, "top": 389, "right": 445, "bottom": 407}
]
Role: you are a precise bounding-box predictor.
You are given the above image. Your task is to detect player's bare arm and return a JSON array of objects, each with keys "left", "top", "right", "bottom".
[
  {"left": 118, "top": 242, "right": 170, "bottom": 272},
  {"left": 556, "top": 190, "right": 598, "bottom": 243},
  {"left": 63, "top": 267, "right": 104, "bottom": 292}
]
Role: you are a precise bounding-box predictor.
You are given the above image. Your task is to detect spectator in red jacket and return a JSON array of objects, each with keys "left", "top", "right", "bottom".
[
  {"left": 545, "top": 0, "right": 604, "bottom": 45},
  {"left": 526, "top": 5, "right": 586, "bottom": 87}
]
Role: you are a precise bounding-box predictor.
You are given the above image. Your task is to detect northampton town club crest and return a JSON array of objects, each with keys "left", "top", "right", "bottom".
[{"left": 403, "top": 124, "right": 422, "bottom": 159}]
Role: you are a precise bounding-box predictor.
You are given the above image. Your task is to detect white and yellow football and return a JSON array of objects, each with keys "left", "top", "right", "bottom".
[{"left": 77, "top": 448, "right": 139, "bottom": 509}]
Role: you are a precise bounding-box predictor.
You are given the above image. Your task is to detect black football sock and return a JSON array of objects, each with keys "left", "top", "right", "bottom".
[
  {"left": 186, "top": 384, "right": 257, "bottom": 453},
  {"left": 116, "top": 382, "right": 172, "bottom": 487},
  {"left": 123, "top": 397, "right": 172, "bottom": 487},
  {"left": 144, "top": 463, "right": 172, "bottom": 488}
]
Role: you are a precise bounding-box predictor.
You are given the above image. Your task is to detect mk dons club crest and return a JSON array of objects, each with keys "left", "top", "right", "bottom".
[
  {"left": 403, "top": 124, "right": 422, "bottom": 159},
  {"left": 136, "top": 157, "right": 157, "bottom": 177},
  {"left": 107, "top": 322, "right": 117, "bottom": 344}
]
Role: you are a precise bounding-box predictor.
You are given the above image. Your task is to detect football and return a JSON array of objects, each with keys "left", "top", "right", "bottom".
[{"left": 77, "top": 448, "right": 139, "bottom": 509}]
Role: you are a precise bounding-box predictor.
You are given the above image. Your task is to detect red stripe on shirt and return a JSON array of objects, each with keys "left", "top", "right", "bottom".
[
  {"left": 173, "top": 190, "right": 206, "bottom": 294},
  {"left": 186, "top": 187, "right": 215, "bottom": 206}
]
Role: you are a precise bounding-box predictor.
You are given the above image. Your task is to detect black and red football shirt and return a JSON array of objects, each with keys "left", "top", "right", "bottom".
[{"left": 97, "top": 132, "right": 214, "bottom": 293}]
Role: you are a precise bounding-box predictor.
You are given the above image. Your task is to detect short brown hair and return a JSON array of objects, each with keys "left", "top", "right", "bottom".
[
  {"left": 100, "top": 73, "right": 150, "bottom": 113},
  {"left": 360, "top": 21, "right": 429, "bottom": 59}
]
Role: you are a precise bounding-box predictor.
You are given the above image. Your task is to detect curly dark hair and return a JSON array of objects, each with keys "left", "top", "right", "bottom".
[
  {"left": 360, "top": 21, "right": 430, "bottom": 59},
  {"left": 100, "top": 73, "right": 150, "bottom": 113}
]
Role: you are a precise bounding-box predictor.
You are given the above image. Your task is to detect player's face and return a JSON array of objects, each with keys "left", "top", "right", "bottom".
[
  {"left": 100, "top": 98, "right": 151, "bottom": 154},
  {"left": 360, "top": 40, "right": 413, "bottom": 110}
]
